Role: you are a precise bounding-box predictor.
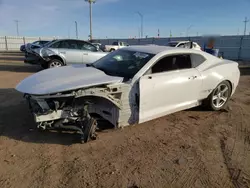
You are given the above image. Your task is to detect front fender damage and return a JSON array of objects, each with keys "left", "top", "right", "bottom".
[{"left": 25, "top": 84, "right": 123, "bottom": 143}]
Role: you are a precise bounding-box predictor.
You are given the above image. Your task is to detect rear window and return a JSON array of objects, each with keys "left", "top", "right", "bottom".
[{"left": 112, "top": 42, "right": 118, "bottom": 45}]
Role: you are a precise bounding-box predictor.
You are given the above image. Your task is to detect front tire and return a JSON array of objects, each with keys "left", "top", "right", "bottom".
[
  {"left": 205, "top": 81, "right": 232, "bottom": 111},
  {"left": 48, "top": 59, "right": 63, "bottom": 68},
  {"left": 110, "top": 49, "right": 115, "bottom": 52}
]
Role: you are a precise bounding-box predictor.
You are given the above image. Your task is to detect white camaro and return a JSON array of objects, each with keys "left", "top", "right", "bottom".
[{"left": 16, "top": 46, "right": 240, "bottom": 143}]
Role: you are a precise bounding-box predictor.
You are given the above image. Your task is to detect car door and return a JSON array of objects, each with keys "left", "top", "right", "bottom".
[
  {"left": 77, "top": 41, "right": 106, "bottom": 64},
  {"left": 58, "top": 40, "right": 82, "bottom": 64},
  {"left": 139, "top": 54, "right": 202, "bottom": 123}
]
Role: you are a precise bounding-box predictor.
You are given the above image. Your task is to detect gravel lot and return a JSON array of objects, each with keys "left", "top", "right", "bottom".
[{"left": 0, "top": 56, "right": 250, "bottom": 188}]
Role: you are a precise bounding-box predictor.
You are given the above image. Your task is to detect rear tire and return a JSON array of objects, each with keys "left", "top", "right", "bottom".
[
  {"left": 48, "top": 59, "right": 63, "bottom": 68},
  {"left": 204, "top": 81, "right": 232, "bottom": 111}
]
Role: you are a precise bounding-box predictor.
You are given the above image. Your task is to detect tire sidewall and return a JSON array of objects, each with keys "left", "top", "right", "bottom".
[{"left": 48, "top": 59, "right": 63, "bottom": 68}]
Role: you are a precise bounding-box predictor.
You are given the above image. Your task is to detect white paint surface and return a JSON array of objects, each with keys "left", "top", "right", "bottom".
[{"left": 16, "top": 65, "right": 123, "bottom": 95}]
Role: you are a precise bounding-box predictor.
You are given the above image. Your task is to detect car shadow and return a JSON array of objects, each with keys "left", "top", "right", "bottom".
[
  {"left": 0, "top": 64, "right": 42, "bottom": 73},
  {"left": 0, "top": 89, "right": 115, "bottom": 146},
  {"left": 239, "top": 67, "right": 250, "bottom": 76},
  {"left": 0, "top": 56, "right": 24, "bottom": 61}
]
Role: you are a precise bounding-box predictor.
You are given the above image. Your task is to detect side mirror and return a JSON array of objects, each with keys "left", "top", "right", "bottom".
[{"left": 96, "top": 45, "right": 99, "bottom": 51}]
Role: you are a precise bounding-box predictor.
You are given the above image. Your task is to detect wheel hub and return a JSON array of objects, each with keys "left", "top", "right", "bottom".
[{"left": 50, "top": 61, "right": 62, "bottom": 68}]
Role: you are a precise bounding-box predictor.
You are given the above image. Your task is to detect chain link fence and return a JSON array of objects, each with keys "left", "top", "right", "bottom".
[
  {"left": 1, "top": 35, "right": 250, "bottom": 61},
  {"left": 0, "top": 36, "right": 57, "bottom": 51},
  {"left": 96, "top": 35, "right": 250, "bottom": 61}
]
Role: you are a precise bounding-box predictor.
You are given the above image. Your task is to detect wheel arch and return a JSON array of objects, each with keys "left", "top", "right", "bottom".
[
  {"left": 74, "top": 95, "right": 121, "bottom": 128},
  {"left": 224, "top": 79, "right": 233, "bottom": 96},
  {"left": 49, "top": 55, "right": 66, "bottom": 65},
  {"left": 210, "top": 79, "right": 233, "bottom": 95}
]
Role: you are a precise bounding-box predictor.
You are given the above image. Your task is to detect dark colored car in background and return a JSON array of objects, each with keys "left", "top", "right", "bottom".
[{"left": 23, "top": 40, "right": 53, "bottom": 66}]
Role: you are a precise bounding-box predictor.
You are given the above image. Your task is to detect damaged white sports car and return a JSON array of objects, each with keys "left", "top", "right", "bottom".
[{"left": 16, "top": 46, "right": 240, "bottom": 143}]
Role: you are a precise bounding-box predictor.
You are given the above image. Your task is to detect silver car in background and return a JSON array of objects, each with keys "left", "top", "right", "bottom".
[{"left": 34, "top": 39, "right": 108, "bottom": 68}]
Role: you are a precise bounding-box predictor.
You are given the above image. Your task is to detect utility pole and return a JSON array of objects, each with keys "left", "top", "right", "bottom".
[
  {"left": 157, "top": 29, "right": 160, "bottom": 38},
  {"left": 243, "top": 17, "right": 249, "bottom": 36},
  {"left": 136, "top": 12, "right": 143, "bottom": 38},
  {"left": 85, "top": 0, "right": 96, "bottom": 41},
  {"left": 170, "top": 30, "right": 172, "bottom": 38},
  {"left": 186, "top": 25, "right": 193, "bottom": 37},
  {"left": 14, "top": 20, "right": 19, "bottom": 36},
  {"left": 75, "top": 21, "right": 78, "bottom": 39}
]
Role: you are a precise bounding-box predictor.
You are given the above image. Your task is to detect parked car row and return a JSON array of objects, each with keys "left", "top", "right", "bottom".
[
  {"left": 23, "top": 39, "right": 108, "bottom": 69},
  {"left": 16, "top": 43, "right": 240, "bottom": 143},
  {"left": 21, "top": 39, "right": 206, "bottom": 69}
]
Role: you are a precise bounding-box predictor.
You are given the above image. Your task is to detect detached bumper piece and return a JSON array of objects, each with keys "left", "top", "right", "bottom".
[{"left": 52, "top": 113, "right": 98, "bottom": 144}]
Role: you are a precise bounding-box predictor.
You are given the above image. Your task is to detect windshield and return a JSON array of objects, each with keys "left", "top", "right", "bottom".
[
  {"left": 32, "top": 41, "right": 40, "bottom": 45},
  {"left": 93, "top": 49, "right": 155, "bottom": 79},
  {"left": 45, "top": 40, "right": 57, "bottom": 47},
  {"left": 40, "top": 41, "right": 50, "bottom": 45}
]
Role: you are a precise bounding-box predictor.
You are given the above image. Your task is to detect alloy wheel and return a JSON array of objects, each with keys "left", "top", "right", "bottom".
[
  {"left": 212, "top": 83, "right": 230, "bottom": 108},
  {"left": 50, "top": 61, "right": 62, "bottom": 68}
]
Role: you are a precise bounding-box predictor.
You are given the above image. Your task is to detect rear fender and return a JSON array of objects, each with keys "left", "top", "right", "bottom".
[{"left": 198, "top": 60, "right": 240, "bottom": 99}]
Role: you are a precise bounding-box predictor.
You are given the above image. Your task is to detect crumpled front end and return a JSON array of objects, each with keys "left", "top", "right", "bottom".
[
  {"left": 23, "top": 83, "right": 127, "bottom": 143},
  {"left": 39, "top": 48, "right": 58, "bottom": 62},
  {"left": 25, "top": 93, "right": 98, "bottom": 143}
]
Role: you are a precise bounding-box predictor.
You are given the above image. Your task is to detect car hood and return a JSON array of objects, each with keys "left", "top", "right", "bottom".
[
  {"left": 26, "top": 43, "right": 41, "bottom": 54},
  {"left": 16, "top": 65, "right": 123, "bottom": 95}
]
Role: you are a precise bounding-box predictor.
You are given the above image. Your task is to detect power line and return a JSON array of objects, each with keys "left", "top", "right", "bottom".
[{"left": 243, "top": 17, "right": 249, "bottom": 36}]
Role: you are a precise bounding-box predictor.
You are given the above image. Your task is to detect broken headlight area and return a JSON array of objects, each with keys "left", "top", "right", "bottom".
[
  {"left": 40, "top": 49, "right": 56, "bottom": 61},
  {"left": 24, "top": 94, "right": 98, "bottom": 143}
]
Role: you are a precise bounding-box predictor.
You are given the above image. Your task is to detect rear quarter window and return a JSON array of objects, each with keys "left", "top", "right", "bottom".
[{"left": 191, "top": 54, "right": 206, "bottom": 68}]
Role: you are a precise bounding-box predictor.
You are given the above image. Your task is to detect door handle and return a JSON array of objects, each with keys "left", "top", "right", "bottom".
[
  {"left": 83, "top": 53, "right": 88, "bottom": 55},
  {"left": 148, "top": 76, "right": 152, "bottom": 79},
  {"left": 188, "top": 75, "right": 198, "bottom": 80},
  {"left": 60, "top": 51, "right": 66, "bottom": 54}
]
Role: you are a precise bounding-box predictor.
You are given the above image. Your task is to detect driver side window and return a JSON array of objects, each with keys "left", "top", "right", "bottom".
[{"left": 150, "top": 54, "right": 192, "bottom": 74}]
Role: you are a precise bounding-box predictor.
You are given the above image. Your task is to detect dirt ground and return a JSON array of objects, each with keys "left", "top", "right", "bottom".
[{"left": 0, "top": 59, "right": 250, "bottom": 188}]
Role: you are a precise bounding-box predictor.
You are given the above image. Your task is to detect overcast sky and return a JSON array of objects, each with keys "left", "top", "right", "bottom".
[{"left": 0, "top": 0, "right": 250, "bottom": 39}]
